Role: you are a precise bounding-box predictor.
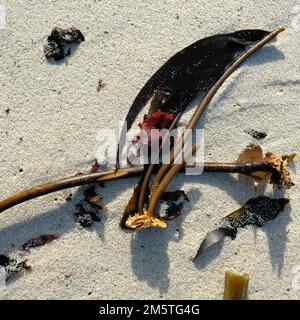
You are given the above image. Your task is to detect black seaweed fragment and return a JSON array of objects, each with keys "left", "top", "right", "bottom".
[
  {"left": 48, "top": 27, "right": 85, "bottom": 44},
  {"left": 244, "top": 129, "right": 267, "bottom": 140},
  {"left": 44, "top": 27, "right": 85, "bottom": 61},
  {"left": 44, "top": 41, "right": 67, "bottom": 61},
  {"left": 0, "top": 255, "right": 31, "bottom": 281},
  {"left": 159, "top": 190, "right": 190, "bottom": 221},
  {"left": 0, "top": 255, "right": 10, "bottom": 267},
  {"left": 194, "top": 196, "right": 289, "bottom": 260},
  {"left": 74, "top": 203, "right": 101, "bottom": 228}
]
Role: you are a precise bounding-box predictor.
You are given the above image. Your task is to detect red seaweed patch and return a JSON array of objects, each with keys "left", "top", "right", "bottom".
[{"left": 19, "top": 234, "right": 60, "bottom": 252}]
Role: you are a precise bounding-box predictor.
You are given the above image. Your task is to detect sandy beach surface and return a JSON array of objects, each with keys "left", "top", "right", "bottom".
[{"left": 0, "top": 0, "right": 299, "bottom": 299}]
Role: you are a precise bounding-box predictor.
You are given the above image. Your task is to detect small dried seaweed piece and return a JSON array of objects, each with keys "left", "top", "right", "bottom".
[
  {"left": 84, "top": 185, "right": 103, "bottom": 209},
  {"left": 96, "top": 80, "right": 106, "bottom": 92},
  {"left": 74, "top": 204, "right": 101, "bottom": 228},
  {"left": 0, "top": 255, "right": 31, "bottom": 282},
  {"left": 244, "top": 129, "right": 267, "bottom": 140},
  {"left": 223, "top": 271, "right": 249, "bottom": 300},
  {"left": 0, "top": 255, "right": 10, "bottom": 267},
  {"left": 194, "top": 196, "right": 289, "bottom": 260},
  {"left": 44, "top": 27, "right": 84, "bottom": 61},
  {"left": 90, "top": 160, "right": 100, "bottom": 173},
  {"left": 159, "top": 190, "right": 189, "bottom": 221},
  {"left": 19, "top": 234, "right": 60, "bottom": 252},
  {"left": 47, "top": 27, "right": 85, "bottom": 45},
  {"left": 6, "top": 260, "right": 31, "bottom": 279},
  {"left": 126, "top": 213, "right": 167, "bottom": 229},
  {"left": 44, "top": 41, "right": 67, "bottom": 61}
]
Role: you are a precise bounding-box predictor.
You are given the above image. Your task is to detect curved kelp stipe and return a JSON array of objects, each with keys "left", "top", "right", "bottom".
[{"left": 116, "top": 29, "right": 271, "bottom": 168}]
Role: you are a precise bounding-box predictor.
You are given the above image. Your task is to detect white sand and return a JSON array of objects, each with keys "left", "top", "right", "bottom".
[{"left": 0, "top": 0, "right": 299, "bottom": 299}]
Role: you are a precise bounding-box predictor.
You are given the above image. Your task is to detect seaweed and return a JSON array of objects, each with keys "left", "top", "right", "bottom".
[
  {"left": 223, "top": 271, "right": 249, "bottom": 300},
  {"left": 73, "top": 184, "right": 104, "bottom": 227},
  {"left": 159, "top": 190, "right": 190, "bottom": 221},
  {"left": 47, "top": 27, "right": 85, "bottom": 45},
  {"left": 194, "top": 196, "right": 290, "bottom": 260},
  {"left": 0, "top": 255, "right": 10, "bottom": 267},
  {"left": 244, "top": 129, "right": 267, "bottom": 140},
  {"left": 123, "top": 28, "right": 285, "bottom": 225},
  {"left": 133, "top": 110, "right": 175, "bottom": 145},
  {"left": 116, "top": 28, "right": 276, "bottom": 168},
  {"left": 84, "top": 185, "right": 103, "bottom": 209},
  {"left": 44, "top": 41, "right": 67, "bottom": 61},
  {"left": 74, "top": 203, "right": 101, "bottom": 228},
  {"left": 0, "top": 255, "right": 31, "bottom": 282},
  {"left": 19, "top": 234, "right": 60, "bottom": 252},
  {"left": 90, "top": 160, "right": 100, "bottom": 173},
  {"left": 44, "top": 27, "right": 85, "bottom": 61}
]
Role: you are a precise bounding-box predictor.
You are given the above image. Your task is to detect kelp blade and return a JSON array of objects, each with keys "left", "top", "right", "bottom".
[
  {"left": 194, "top": 196, "right": 289, "bottom": 260},
  {"left": 117, "top": 29, "right": 271, "bottom": 166}
]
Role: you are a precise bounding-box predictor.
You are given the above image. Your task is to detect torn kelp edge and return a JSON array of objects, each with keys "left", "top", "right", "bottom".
[
  {"left": 194, "top": 196, "right": 290, "bottom": 261},
  {"left": 19, "top": 234, "right": 60, "bottom": 252}
]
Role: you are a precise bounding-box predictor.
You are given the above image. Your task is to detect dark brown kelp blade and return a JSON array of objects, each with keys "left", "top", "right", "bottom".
[
  {"left": 194, "top": 196, "right": 289, "bottom": 261},
  {"left": 117, "top": 29, "right": 271, "bottom": 166}
]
